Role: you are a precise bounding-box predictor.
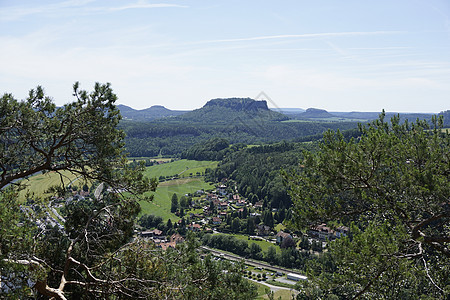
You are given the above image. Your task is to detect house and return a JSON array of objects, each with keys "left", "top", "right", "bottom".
[
  {"left": 254, "top": 201, "right": 263, "bottom": 209},
  {"left": 212, "top": 217, "right": 221, "bottom": 225},
  {"left": 336, "top": 226, "right": 349, "bottom": 238},
  {"left": 236, "top": 199, "right": 246, "bottom": 207},
  {"left": 308, "top": 224, "right": 335, "bottom": 240},
  {"left": 256, "top": 224, "right": 270, "bottom": 236},
  {"left": 140, "top": 229, "right": 163, "bottom": 238},
  {"left": 207, "top": 193, "right": 218, "bottom": 201},
  {"left": 232, "top": 194, "right": 240, "bottom": 201},
  {"left": 219, "top": 211, "right": 227, "bottom": 218},
  {"left": 276, "top": 231, "right": 293, "bottom": 244},
  {"left": 217, "top": 184, "right": 227, "bottom": 196},
  {"left": 158, "top": 242, "right": 176, "bottom": 251},
  {"left": 203, "top": 206, "right": 212, "bottom": 216},
  {"left": 218, "top": 201, "right": 228, "bottom": 210},
  {"left": 189, "top": 213, "right": 203, "bottom": 219},
  {"left": 188, "top": 223, "right": 202, "bottom": 232},
  {"left": 170, "top": 233, "right": 185, "bottom": 244}
]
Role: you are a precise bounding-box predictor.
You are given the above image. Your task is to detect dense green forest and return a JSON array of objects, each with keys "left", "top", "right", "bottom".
[{"left": 120, "top": 120, "right": 359, "bottom": 157}]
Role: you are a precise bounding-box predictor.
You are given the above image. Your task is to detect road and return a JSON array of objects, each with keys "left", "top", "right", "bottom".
[{"left": 200, "top": 246, "right": 306, "bottom": 278}]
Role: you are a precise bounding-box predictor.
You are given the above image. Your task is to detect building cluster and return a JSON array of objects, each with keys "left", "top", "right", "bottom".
[
  {"left": 140, "top": 229, "right": 185, "bottom": 250},
  {"left": 307, "top": 224, "right": 349, "bottom": 240}
]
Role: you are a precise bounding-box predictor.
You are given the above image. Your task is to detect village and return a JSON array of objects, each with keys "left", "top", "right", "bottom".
[{"left": 137, "top": 182, "right": 348, "bottom": 257}]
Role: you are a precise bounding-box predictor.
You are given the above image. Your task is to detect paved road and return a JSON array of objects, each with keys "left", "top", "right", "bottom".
[{"left": 200, "top": 246, "right": 307, "bottom": 278}]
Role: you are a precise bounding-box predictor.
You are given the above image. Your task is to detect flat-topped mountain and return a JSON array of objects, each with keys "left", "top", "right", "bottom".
[
  {"left": 166, "top": 98, "right": 289, "bottom": 123},
  {"left": 118, "top": 104, "right": 186, "bottom": 121},
  {"left": 204, "top": 98, "right": 269, "bottom": 111},
  {"left": 297, "top": 108, "right": 335, "bottom": 119}
]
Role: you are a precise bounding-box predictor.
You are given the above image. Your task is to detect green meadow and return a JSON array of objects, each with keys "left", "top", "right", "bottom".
[
  {"left": 229, "top": 234, "right": 281, "bottom": 254},
  {"left": 17, "top": 170, "right": 85, "bottom": 201},
  {"left": 139, "top": 178, "right": 214, "bottom": 221},
  {"left": 139, "top": 159, "right": 218, "bottom": 221},
  {"left": 143, "top": 159, "right": 218, "bottom": 179}
]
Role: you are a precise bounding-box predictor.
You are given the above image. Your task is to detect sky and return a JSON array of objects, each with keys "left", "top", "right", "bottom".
[{"left": 0, "top": 0, "right": 449, "bottom": 113}]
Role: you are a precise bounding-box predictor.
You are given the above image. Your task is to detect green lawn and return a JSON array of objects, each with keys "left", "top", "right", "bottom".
[
  {"left": 143, "top": 159, "right": 218, "bottom": 179},
  {"left": 229, "top": 234, "right": 281, "bottom": 254},
  {"left": 139, "top": 178, "right": 214, "bottom": 221},
  {"left": 252, "top": 280, "right": 297, "bottom": 299}
]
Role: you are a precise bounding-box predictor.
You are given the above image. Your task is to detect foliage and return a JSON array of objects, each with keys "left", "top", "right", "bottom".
[
  {"left": 0, "top": 82, "right": 152, "bottom": 194},
  {"left": 171, "top": 193, "right": 179, "bottom": 213},
  {"left": 8, "top": 83, "right": 282, "bottom": 300},
  {"left": 285, "top": 113, "right": 450, "bottom": 299},
  {"left": 182, "top": 138, "right": 246, "bottom": 161},
  {"left": 139, "top": 178, "right": 214, "bottom": 221},
  {"left": 211, "top": 141, "right": 313, "bottom": 209},
  {"left": 201, "top": 234, "right": 311, "bottom": 269},
  {"left": 120, "top": 118, "right": 359, "bottom": 157},
  {"left": 138, "top": 214, "right": 164, "bottom": 229}
]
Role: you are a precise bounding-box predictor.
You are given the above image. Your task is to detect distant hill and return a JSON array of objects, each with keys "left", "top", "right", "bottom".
[
  {"left": 330, "top": 111, "right": 380, "bottom": 120},
  {"left": 296, "top": 108, "right": 335, "bottom": 119},
  {"left": 330, "top": 111, "right": 436, "bottom": 122},
  {"left": 270, "top": 107, "right": 306, "bottom": 115},
  {"left": 117, "top": 104, "right": 187, "bottom": 121},
  {"left": 165, "top": 98, "right": 289, "bottom": 123}
]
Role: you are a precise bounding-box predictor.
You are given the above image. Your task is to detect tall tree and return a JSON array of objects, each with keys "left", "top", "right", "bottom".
[
  {"left": 285, "top": 113, "right": 449, "bottom": 299},
  {"left": 0, "top": 83, "right": 156, "bottom": 298},
  {"left": 171, "top": 193, "right": 179, "bottom": 213}
]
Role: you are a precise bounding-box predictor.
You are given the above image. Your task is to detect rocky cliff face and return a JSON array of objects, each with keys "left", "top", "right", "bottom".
[{"left": 204, "top": 98, "right": 269, "bottom": 111}]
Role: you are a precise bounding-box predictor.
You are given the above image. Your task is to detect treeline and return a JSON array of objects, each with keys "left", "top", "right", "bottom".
[
  {"left": 208, "top": 141, "right": 316, "bottom": 209},
  {"left": 181, "top": 138, "right": 246, "bottom": 161},
  {"left": 201, "top": 233, "right": 324, "bottom": 270},
  {"left": 119, "top": 120, "right": 359, "bottom": 157}
]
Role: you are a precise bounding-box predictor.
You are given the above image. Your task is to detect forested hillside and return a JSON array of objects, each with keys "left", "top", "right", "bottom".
[
  {"left": 120, "top": 119, "right": 359, "bottom": 157},
  {"left": 208, "top": 141, "right": 317, "bottom": 209}
]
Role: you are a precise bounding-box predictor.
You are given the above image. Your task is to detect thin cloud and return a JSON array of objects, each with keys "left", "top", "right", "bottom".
[
  {"left": 0, "top": 0, "right": 187, "bottom": 22},
  {"left": 109, "top": 3, "right": 188, "bottom": 11},
  {"left": 0, "top": 0, "right": 95, "bottom": 21},
  {"left": 192, "top": 31, "right": 405, "bottom": 45}
]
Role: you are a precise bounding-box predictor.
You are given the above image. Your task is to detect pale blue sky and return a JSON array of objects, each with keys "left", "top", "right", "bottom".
[{"left": 1, "top": 0, "right": 449, "bottom": 112}]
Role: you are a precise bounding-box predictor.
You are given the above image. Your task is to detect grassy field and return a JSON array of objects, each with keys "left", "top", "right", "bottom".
[
  {"left": 252, "top": 281, "right": 297, "bottom": 299},
  {"left": 139, "top": 178, "right": 214, "bottom": 221},
  {"left": 17, "top": 170, "right": 85, "bottom": 201},
  {"left": 229, "top": 234, "right": 281, "bottom": 254},
  {"left": 143, "top": 159, "right": 218, "bottom": 179},
  {"left": 138, "top": 159, "right": 218, "bottom": 221}
]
